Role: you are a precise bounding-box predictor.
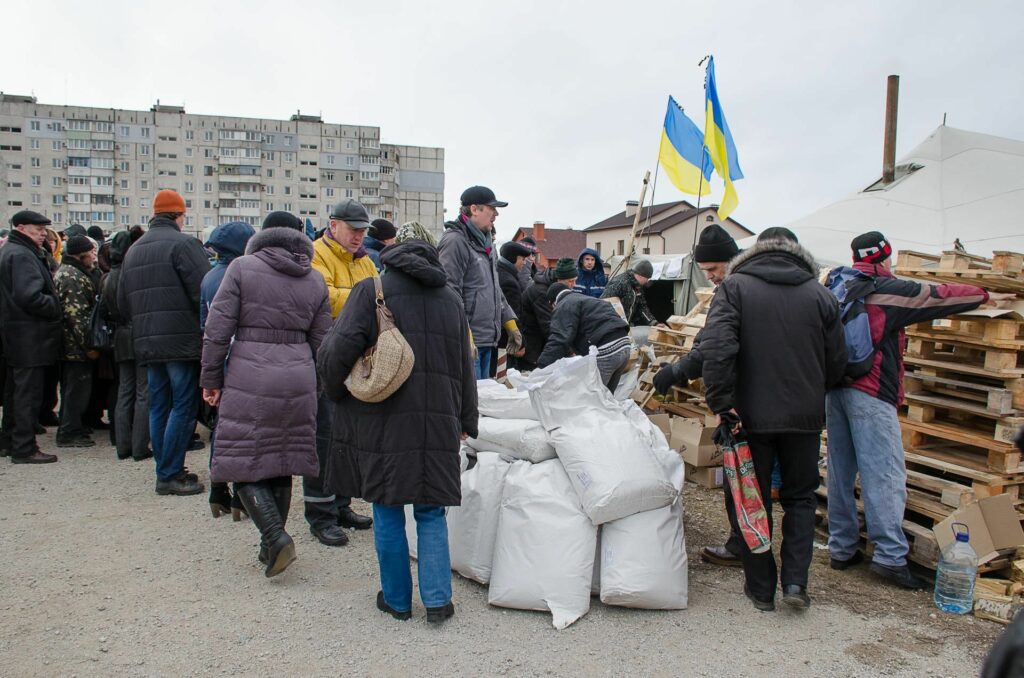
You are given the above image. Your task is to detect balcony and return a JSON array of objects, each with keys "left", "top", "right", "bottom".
[{"left": 218, "top": 172, "right": 261, "bottom": 183}]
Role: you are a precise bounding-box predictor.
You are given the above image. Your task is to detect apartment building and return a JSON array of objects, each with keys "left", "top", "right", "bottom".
[{"left": 0, "top": 94, "right": 445, "bottom": 239}]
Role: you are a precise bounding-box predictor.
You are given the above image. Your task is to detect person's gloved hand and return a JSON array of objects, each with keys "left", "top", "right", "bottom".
[
  {"left": 653, "top": 363, "right": 678, "bottom": 395},
  {"left": 506, "top": 329, "right": 525, "bottom": 358}
]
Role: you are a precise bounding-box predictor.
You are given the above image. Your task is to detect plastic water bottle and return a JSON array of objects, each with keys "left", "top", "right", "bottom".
[{"left": 933, "top": 522, "right": 977, "bottom": 614}]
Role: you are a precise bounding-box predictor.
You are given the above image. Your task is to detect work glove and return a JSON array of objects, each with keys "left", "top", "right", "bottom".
[
  {"left": 653, "top": 363, "right": 679, "bottom": 395},
  {"left": 503, "top": 319, "right": 526, "bottom": 357}
]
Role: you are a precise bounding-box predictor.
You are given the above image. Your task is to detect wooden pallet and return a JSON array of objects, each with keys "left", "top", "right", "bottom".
[
  {"left": 907, "top": 317, "right": 1024, "bottom": 352},
  {"left": 907, "top": 336, "right": 1022, "bottom": 372},
  {"left": 904, "top": 447, "right": 1024, "bottom": 500},
  {"left": 904, "top": 355, "right": 1024, "bottom": 410},
  {"left": 903, "top": 401, "right": 1023, "bottom": 445},
  {"left": 895, "top": 249, "right": 1024, "bottom": 294},
  {"left": 900, "top": 421, "right": 1022, "bottom": 472}
]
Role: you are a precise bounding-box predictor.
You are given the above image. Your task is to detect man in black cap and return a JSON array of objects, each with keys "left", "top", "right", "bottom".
[
  {"left": 0, "top": 211, "right": 62, "bottom": 463},
  {"left": 304, "top": 199, "right": 378, "bottom": 545},
  {"left": 653, "top": 223, "right": 743, "bottom": 567},
  {"left": 438, "top": 186, "right": 523, "bottom": 378},
  {"left": 601, "top": 259, "right": 659, "bottom": 327},
  {"left": 365, "top": 219, "right": 397, "bottom": 273},
  {"left": 55, "top": 235, "right": 100, "bottom": 447}
]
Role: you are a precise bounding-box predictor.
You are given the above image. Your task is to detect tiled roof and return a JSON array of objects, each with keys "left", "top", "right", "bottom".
[
  {"left": 513, "top": 227, "right": 587, "bottom": 261},
  {"left": 582, "top": 201, "right": 694, "bottom": 232}
]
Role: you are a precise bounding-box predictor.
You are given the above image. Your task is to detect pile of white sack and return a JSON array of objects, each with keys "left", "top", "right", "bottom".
[{"left": 408, "top": 352, "right": 686, "bottom": 630}]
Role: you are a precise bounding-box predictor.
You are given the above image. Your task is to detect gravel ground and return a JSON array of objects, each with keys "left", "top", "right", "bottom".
[{"left": 0, "top": 429, "right": 1002, "bottom": 677}]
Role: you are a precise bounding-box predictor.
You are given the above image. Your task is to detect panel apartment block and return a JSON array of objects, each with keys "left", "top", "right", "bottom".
[{"left": 0, "top": 95, "right": 445, "bottom": 239}]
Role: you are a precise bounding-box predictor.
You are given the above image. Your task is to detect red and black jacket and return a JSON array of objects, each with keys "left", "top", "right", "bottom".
[{"left": 846, "top": 261, "right": 988, "bottom": 407}]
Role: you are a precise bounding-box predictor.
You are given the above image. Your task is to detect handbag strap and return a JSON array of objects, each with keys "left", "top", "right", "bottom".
[{"left": 371, "top": 276, "right": 396, "bottom": 334}]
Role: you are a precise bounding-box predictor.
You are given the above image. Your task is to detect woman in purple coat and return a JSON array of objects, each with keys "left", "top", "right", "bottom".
[{"left": 200, "top": 215, "right": 332, "bottom": 577}]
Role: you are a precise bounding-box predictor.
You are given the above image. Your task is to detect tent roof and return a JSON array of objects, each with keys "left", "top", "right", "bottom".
[{"left": 787, "top": 125, "right": 1024, "bottom": 263}]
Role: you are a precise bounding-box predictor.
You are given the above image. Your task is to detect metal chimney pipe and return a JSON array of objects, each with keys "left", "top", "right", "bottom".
[{"left": 882, "top": 75, "right": 899, "bottom": 184}]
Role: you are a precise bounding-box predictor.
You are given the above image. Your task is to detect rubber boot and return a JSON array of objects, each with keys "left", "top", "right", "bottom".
[{"left": 236, "top": 482, "right": 295, "bottom": 578}]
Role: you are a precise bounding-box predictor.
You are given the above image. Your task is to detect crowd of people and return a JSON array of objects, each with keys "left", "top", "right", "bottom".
[{"left": 0, "top": 182, "right": 1013, "bottom": 621}]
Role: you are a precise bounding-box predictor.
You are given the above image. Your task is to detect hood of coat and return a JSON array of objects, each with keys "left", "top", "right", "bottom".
[
  {"left": 206, "top": 221, "right": 255, "bottom": 260},
  {"left": 496, "top": 256, "right": 518, "bottom": 276},
  {"left": 108, "top": 230, "right": 132, "bottom": 266},
  {"left": 728, "top": 237, "right": 819, "bottom": 286},
  {"left": 245, "top": 227, "right": 314, "bottom": 277},
  {"left": 443, "top": 218, "right": 491, "bottom": 255},
  {"left": 364, "top": 234, "right": 385, "bottom": 253},
  {"left": 380, "top": 240, "right": 448, "bottom": 288},
  {"left": 577, "top": 247, "right": 604, "bottom": 272},
  {"left": 533, "top": 267, "right": 557, "bottom": 286}
]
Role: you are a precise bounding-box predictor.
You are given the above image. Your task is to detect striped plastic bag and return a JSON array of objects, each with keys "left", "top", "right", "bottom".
[{"left": 716, "top": 424, "right": 771, "bottom": 554}]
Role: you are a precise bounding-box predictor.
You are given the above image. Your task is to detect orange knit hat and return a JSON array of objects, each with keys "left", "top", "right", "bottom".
[{"left": 153, "top": 189, "right": 186, "bottom": 214}]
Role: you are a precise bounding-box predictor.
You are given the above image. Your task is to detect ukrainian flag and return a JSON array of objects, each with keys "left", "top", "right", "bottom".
[
  {"left": 703, "top": 56, "right": 744, "bottom": 220},
  {"left": 659, "top": 96, "right": 712, "bottom": 196}
]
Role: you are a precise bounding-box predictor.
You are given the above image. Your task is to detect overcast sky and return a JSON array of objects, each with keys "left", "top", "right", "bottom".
[{"left": 6, "top": 0, "right": 1023, "bottom": 261}]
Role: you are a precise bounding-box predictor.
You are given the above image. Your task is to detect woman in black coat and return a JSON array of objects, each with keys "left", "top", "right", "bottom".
[{"left": 318, "top": 238, "right": 477, "bottom": 623}]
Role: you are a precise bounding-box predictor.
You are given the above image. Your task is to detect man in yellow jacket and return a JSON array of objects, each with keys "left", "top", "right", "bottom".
[{"left": 305, "top": 199, "right": 378, "bottom": 546}]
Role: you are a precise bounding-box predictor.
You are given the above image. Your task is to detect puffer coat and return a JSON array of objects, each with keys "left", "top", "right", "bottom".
[
  {"left": 320, "top": 239, "right": 478, "bottom": 507},
  {"left": 0, "top": 230, "right": 62, "bottom": 367},
  {"left": 200, "top": 227, "right": 332, "bottom": 483}
]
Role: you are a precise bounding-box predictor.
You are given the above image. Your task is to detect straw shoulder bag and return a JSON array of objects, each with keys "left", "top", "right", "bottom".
[{"left": 345, "top": 276, "right": 415, "bottom": 403}]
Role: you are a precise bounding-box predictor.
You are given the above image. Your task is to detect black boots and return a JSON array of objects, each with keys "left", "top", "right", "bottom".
[
  {"left": 236, "top": 481, "right": 295, "bottom": 578},
  {"left": 259, "top": 481, "right": 293, "bottom": 565}
]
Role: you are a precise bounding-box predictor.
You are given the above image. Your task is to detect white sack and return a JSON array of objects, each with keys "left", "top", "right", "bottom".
[
  {"left": 466, "top": 417, "right": 556, "bottom": 463},
  {"left": 524, "top": 354, "right": 677, "bottom": 525},
  {"left": 477, "top": 378, "right": 537, "bottom": 420},
  {"left": 406, "top": 444, "right": 475, "bottom": 560},
  {"left": 619, "top": 400, "right": 685, "bottom": 492},
  {"left": 600, "top": 497, "right": 688, "bottom": 609},
  {"left": 612, "top": 364, "right": 640, "bottom": 401},
  {"left": 446, "top": 452, "right": 511, "bottom": 583},
  {"left": 488, "top": 460, "right": 596, "bottom": 630}
]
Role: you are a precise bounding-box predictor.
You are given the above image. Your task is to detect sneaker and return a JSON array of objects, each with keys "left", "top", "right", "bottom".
[
  {"left": 782, "top": 585, "right": 811, "bottom": 610},
  {"left": 426, "top": 602, "right": 455, "bottom": 624},
  {"left": 55, "top": 436, "right": 95, "bottom": 448},
  {"left": 743, "top": 585, "right": 775, "bottom": 612},
  {"left": 830, "top": 550, "right": 865, "bottom": 570},
  {"left": 376, "top": 591, "right": 411, "bottom": 621},
  {"left": 11, "top": 451, "right": 58, "bottom": 464},
  {"left": 869, "top": 562, "right": 925, "bottom": 590},
  {"left": 155, "top": 472, "right": 205, "bottom": 496}
]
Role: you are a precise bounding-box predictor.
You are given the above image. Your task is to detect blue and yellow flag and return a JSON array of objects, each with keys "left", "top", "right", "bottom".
[
  {"left": 703, "top": 56, "right": 744, "bottom": 220},
  {"left": 658, "top": 96, "right": 712, "bottom": 196}
]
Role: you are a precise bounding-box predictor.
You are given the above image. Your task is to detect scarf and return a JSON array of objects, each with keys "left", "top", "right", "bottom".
[{"left": 461, "top": 214, "right": 493, "bottom": 252}]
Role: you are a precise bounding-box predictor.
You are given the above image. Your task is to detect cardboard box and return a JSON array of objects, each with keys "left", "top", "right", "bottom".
[
  {"left": 672, "top": 417, "right": 722, "bottom": 467},
  {"left": 649, "top": 414, "right": 673, "bottom": 440},
  {"left": 934, "top": 494, "right": 1024, "bottom": 564},
  {"left": 685, "top": 463, "right": 723, "bottom": 488}
]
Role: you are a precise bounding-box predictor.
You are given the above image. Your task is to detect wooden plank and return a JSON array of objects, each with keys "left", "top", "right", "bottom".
[
  {"left": 904, "top": 448, "right": 1023, "bottom": 484},
  {"left": 905, "top": 391, "right": 1017, "bottom": 419}
]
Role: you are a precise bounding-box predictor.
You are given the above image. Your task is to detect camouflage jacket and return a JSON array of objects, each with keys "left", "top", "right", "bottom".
[{"left": 55, "top": 258, "right": 97, "bottom": 361}]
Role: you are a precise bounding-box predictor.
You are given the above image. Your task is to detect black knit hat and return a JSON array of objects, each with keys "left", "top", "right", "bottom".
[
  {"left": 65, "top": 235, "right": 95, "bottom": 256},
  {"left": 64, "top": 223, "right": 87, "bottom": 238},
  {"left": 851, "top": 231, "right": 892, "bottom": 264},
  {"left": 262, "top": 211, "right": 303, "bottom": 231},
  {"left": 87, "top": 225, "right": 105, "bottom": 242},
  {"left": 547, "top": 282, "right": 572, "bottom": 306},
  {"left": 500, "top": 241, "right": 532, "bottom": 261},
  {"left": 757, "top": 227, "right": 798, "bottom": 243},
  {"left": 553, "top": 257, "right": 578, "bottom": 280},
  {"left": 369, "top": 219, "right": 397, "bottom": 241},
  {"left": 693, "top": 224, "right": 740, "bottom": 263}
]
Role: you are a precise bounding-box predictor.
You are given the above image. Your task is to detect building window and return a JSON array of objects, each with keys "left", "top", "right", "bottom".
[
  {"left": 30, "top": 121, "right": 40, "bottom": 131},
  {"left": 186, "top": 130, "right": 194, "bottom": 140},
  {"left": 120, "top": 125, "right": 130, "bottom": 136},
  {"left": 120, "top": 214, "right": 130, "bottom": 225},
  {"left": 284, "top": 186, "right": 292, "bottom": 195},
  {"left": 141, "top": 127, "right": 151, "bottom": 138},
  {"left": 120, "top": 179, "right": 129, "bottom": 189},
  {"left": 284, "top": 170, "right": 292, "bottom": 179},
  {"left": 31, "top": 194, "right": 41, "bottom": 205},
  {"left": 120, "top": 197, "right": 130, "bottom": 207},
  {"left": 185, "top": 165, "right": 194, "bottom": 175},
  {"left": 30, "top": 157, "right": 40, "bottom": 167},
  {"left": 31, "top": 175, "right": 40, "bottom": 186},
  {"left": 52, "top": 140, "right": 63, "bottom": 151},
  {"left": 265, "top": 185, "right": 274, "bottom": 195},
  {"left": 265, "top": 202, "right": 274, "bottom": 211},
  {"left": 140, "top": 144, "right": 150, "bottom": 156},
  {"left": 140, "top": 180, "right": 149, "bottom": 190},
  {"left": 204, "top": 183, "right": 213, "bottom": 193},
  {"left": 184, "top": 182, "right": 194, "bottom": 192},
  {"left": 325, "top": 187, "right": 335, "bottom": 198},
  {"left": 185, "top": 147, "right": 193, "bottom": 157},
  {"left": 29, "top": 138, "right": 39, "bottom": 149},
  {"left": 643, "top": 247, "right": 650, "bottom": 255},
  {"left": 345, "top": 189, "right": 353, "bottom": 198},
  {"left": 617, "top": 240, "right": 624, "bottom": 255}
]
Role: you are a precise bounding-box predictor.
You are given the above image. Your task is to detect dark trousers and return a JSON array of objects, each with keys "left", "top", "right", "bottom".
[
  {"left": 58, "top": 361, "right": 93, "bottom": 441},
  {"left": 115, "top": 360, "right": 150, "bottom": 459},
  {"left": 724, "top": 431, "right": 820, "bottom": 600},
  {"left": 4, "top": 366, "right": 45, "bottom": 458},
  {"left": 38, "top": 363, "right": 59, "bottom": 422},
  {"left": 303, "top": 393, "right": 350, "bottom": 529}
]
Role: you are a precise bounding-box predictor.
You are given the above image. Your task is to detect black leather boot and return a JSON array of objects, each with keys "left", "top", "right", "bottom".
[
  {"left": 230, "top": 487, "right": 248, "bottom": 522},
  {"left": 236, "top": 483, "right": 295, "bottom": 578},
  {"left": 261, "top": 479, "right": 293, "bottom": 565}
]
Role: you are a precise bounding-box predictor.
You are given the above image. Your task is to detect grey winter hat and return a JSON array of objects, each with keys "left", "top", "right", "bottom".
[
  {"left": 329, "top": 199, "right": 371, "bottom": 229},
  {"left": 630, "top": 259, "right": 654, "bottom": 278}
]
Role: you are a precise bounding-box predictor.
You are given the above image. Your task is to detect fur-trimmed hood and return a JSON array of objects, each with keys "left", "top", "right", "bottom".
[
  {"left": 727, "top": 237, "right": 819, "bottom": 286},
  {"left": 245, "top": 227, "right": 314, "bottom": 277}
]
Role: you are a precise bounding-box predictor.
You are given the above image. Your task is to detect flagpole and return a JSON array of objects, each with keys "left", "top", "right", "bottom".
[
  {"left": 682, "top": 54, "right": 712, "bottom": 313},
  {"left": 642, "top": 159, "right": 661, "bottom": 255}
]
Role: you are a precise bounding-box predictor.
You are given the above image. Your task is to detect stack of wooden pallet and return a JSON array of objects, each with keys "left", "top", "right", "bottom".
[{"left": 895, "top": 250, "right": 1023, "bottom": 521}]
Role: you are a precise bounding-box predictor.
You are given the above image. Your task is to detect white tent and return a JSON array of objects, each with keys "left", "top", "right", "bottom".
[{"left": 787, "top": 125, "right": 1024, "bottom": 263}]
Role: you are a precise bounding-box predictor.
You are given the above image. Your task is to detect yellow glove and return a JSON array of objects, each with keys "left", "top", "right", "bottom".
[{"left": 503, "top": 319, "right": 519, "bottom": 333}]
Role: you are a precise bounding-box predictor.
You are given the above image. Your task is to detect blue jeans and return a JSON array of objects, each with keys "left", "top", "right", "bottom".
[
  {"left": 148, "top": 361, "right": 199, "bottom": 481},
  {"left": 826, "top": 387, "right": 909, "bottom": 567},
  {"left": 474, "top": 347, "right": 495, "bottom": 380},
  {"left": 373, "top": 504, "right": 452, "bottom": 612}
]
